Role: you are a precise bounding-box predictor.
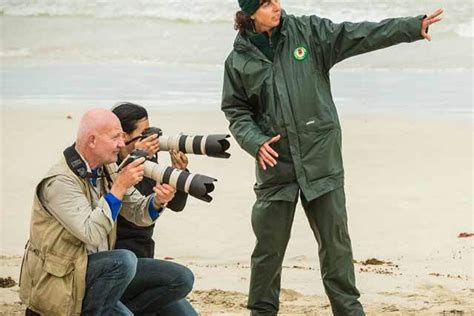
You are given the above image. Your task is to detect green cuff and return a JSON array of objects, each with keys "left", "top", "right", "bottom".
[
  {"left": 405, "top": 15, "right": 427, "bottom": 41},
  {"left": 245, "top": 133, "right": 272, "bottom": 158}
]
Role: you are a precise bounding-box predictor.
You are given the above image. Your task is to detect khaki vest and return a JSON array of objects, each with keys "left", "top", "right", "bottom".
[{"left": 19, "top": 157, "right": 116, "bottom": 315}]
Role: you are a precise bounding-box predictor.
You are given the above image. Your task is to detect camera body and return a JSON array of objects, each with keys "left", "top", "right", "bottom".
[
  {"left": 140, "top": 127, "right": 163, "bottom": 139},
  {"left": 117, "top": 149, "right": 148, "bottom": 172}
]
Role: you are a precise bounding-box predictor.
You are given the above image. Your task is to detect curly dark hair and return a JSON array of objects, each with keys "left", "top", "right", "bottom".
[
  {"left": 234, "top": 11, "right": 253, "bottom": 34},
  {"left": 234, "top": 0, "right": 272, "bottom": 34}
]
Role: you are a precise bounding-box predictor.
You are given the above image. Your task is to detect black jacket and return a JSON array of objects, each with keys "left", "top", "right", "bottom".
[{"left": 115, "top": 155, "right": 188, "bottom": 258}]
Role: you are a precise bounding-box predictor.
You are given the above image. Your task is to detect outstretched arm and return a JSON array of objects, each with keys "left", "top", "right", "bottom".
[{"left": 309, "top": 8, "right": 444, "bottom": 70}]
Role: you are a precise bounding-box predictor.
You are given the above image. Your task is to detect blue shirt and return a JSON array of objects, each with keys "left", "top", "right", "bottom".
[{"left": 91, "top": 169, "right": 162, "bottom": 221}]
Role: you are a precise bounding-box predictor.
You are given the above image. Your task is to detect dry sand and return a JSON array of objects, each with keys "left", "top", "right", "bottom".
[{"left": 0, "top": 108, "right": 472, "bottom": 315}]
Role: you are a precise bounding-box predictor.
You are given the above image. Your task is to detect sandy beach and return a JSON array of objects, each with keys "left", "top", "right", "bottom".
[{"left": 0, "top": 109, "right": 472, "bottom": 314}]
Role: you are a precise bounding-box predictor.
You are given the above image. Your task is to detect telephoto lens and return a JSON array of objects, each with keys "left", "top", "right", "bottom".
[
  {"left": 158, "top": 133, "right": 231, "bottom": 158},
  {"left": 117, "top": 150, "right": 217, "bottom": 202}
]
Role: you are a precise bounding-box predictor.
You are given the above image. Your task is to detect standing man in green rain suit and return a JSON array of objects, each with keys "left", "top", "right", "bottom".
[{"left": 221, "top": 0, "right": 443, "bottom": 315}]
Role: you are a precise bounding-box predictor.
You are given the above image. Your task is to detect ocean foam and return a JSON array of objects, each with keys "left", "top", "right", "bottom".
[{"left": 1, "top": 0, "right": 472, "bottom": 38}]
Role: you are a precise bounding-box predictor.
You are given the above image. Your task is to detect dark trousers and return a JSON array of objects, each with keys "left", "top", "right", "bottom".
[
  {"left": 81, "top": 249, "right": 197, "bottom": 316},
  {"left": 247, "top": 188, "right": 364, "bottom": 316}
]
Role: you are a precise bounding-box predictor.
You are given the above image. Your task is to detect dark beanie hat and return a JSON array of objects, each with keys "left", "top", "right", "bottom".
[{"left": 238, "top": 0, "right": 260, "bottom": 16}]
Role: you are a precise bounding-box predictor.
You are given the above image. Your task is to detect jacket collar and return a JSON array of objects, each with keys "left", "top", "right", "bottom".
[{"left": 233, "top": 10, "right": 289, "bottom": 54}]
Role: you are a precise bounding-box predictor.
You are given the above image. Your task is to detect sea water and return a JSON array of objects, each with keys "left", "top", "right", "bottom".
[{"left": 1, "top": 0, "right": 472, "bottom": 115}]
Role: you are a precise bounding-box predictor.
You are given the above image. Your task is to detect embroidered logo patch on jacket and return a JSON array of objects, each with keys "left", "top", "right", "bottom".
[{"left": 293, "top": 46, "right": 308, "bottom": 61}]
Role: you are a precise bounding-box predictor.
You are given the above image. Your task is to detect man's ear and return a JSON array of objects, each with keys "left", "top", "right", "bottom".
[{"left": 87, "top": 134, "right": 96, "bottom": 149}]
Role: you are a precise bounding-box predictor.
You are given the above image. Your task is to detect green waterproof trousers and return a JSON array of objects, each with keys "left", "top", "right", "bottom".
[{"left": 248, "top": 188, "right": 364, "bottom": 316}]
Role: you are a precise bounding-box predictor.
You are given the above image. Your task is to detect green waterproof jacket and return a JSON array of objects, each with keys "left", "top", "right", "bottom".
[{"left": 222, "top": 11, "right": 425, "bottom": 202}]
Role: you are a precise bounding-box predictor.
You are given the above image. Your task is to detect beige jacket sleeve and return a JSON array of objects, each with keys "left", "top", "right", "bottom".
[
  {"left": 104, "top": 162, "right": 164, "bottom": 226},
  {"left": 38, "top": 175, "right": 156, "bottom": 249},
  {"left": 119, "top": 186, "right": 162, "bottom": 226}
]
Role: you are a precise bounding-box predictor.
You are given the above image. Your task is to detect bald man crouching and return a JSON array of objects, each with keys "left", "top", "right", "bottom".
[{"left": 20, "top": 109, "right": 196, "bottom": 316}]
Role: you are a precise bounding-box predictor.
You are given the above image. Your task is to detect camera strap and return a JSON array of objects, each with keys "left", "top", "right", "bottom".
[
  {"left": 64, "top": 144, "right": 114, "bottom": 194},
  {"left": 125, "top": 135, "right": 141, "bottom": 145},
  {"left": 64, "top": 144, "right": 91, "bottom": 179},
  {"left": 63, "top": 144, "right": 107, "bottom": 181}
]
